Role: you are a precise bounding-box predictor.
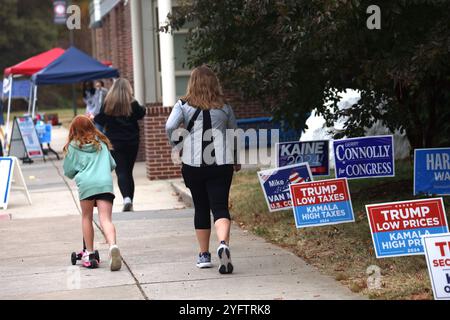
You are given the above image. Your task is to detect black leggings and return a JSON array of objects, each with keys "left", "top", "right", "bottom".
[
  {"left": 182, "top": 164, "right": 234, "bottom": 229},
  {"left": 111, "top": 143, "right": 139, "bottom": 200}
]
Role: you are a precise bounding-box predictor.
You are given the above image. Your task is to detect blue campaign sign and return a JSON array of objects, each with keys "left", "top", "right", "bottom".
[
  {"left": 276, "top": 140, "right": 330, "bottom": 176},
  {"left": 414, "top": 148, "right": 450, "bottom": 196},
  {"left": 257, "top": 163, "right": 313, "bottom": 212},
  {"left": 333, "top": 135, "right": 394, "bottom": 179}
]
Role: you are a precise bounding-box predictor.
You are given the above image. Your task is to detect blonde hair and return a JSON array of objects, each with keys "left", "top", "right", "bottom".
[
  {"left": 182, "top": 65, "right": 225, "bottom": 110},
  {"left": 63, "top": 115, "right": 112, "bottom": 154},
  {"left": 104, "top": 78, "right": 133, "bottom": 117}
]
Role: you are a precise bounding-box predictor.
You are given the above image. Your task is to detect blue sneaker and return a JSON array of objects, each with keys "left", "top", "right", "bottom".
[
  {"left": 217, "top": 242, "right": 233, "bottom": 274},
  {"left": 196, "top": 252, "right": 212, "bottom": 268}
]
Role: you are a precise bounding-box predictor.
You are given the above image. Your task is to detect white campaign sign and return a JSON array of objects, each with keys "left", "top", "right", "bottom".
[
  {"left": 422, "top": 233, "right": 450, "bottom": 300},
  {"left": 0, "top": 157, "right": 32, "bottom": 210}
]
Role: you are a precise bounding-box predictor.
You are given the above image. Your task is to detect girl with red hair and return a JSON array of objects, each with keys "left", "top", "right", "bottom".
[{"left": 63, "top": 115, "right": 122, "bottom": 271}]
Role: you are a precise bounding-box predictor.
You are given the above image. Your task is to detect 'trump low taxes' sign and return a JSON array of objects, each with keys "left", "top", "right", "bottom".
[
  {"left": 333, "top": 135, "right": 394, "bottom": 179},
  {"left": 276, "top": 140, "right": 330, "bottom": 176},
  {"left": 289, "top": 178, "right": 354, "bottom": 228},
  {"left": 366, "top": 198, "right": 448, "bottom": 258},
  {"left": 422, "top": 233, "right": 450, "bottom": 300},
  {"left": 257, "top": 163, "right": 313, "bottom": 212},
  {"left": 414, "top": 148, "right": 450, "bottom": 196}
]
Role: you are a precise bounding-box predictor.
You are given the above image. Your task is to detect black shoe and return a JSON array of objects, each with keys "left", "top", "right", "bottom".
[{"left": 123, "top": 203, "right": 133, "bottom": 212}]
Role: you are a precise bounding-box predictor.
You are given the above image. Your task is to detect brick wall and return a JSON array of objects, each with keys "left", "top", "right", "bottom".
[{"left": 144, "top": 105, "right": 182, "bottom": 180}]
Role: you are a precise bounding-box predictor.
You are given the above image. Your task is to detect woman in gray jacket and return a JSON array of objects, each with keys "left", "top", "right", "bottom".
[{"left": 166, "top": 65, "right": 240, "bottom": 274}]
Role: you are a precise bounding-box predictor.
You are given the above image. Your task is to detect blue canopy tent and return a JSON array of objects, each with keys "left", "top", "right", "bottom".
[{"left": 30, "top": 46, "right": 119, "bottom": 116}]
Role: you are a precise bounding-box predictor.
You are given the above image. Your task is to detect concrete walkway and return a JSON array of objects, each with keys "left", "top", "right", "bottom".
[{"left": 0, "top": 127, "right": 364, "bottom": 300}]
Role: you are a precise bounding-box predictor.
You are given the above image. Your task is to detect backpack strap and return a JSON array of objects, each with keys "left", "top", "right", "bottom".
[{"left": 186, "top": 109, "right": 201, "bottom": 133}]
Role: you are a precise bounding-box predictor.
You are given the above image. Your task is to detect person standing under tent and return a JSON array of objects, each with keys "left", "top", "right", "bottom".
[
  {"left": 83, "top": 81, "right": 96, "bottom": 118},
  {"left": 92, "top": 80, "right": 108, "bottom": 132},
  {"left": 94, "top": 78, "right": 146, "bottom": 212},
  {"left": 165, "top": 65, "right": 241, "bottom": 274}
]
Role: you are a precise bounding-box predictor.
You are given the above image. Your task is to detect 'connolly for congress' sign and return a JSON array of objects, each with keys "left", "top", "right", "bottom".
[
  {"left": 257, "top": 163, "right": 313, "bottom": 212},
  {"left": 333, "top": 135, "right": 394, "bottom": 180},
  {"left": 289, "top": 178, "right": 354, "bottom": 228},
  {"left": 276, "top": 140, "right": 330, "bottom": 176},
  {"left": 366, "top": 198, "right": 448, "bottom": 258},
  {"left": 414, "top": 148, "right": 450, "bottom": 196}
]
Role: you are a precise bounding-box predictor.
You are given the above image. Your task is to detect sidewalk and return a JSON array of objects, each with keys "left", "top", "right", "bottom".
[
  {"left": 0, "top": 127, "right": 364, "bottom": 300},
  {"left": 0, "top": 209, "right": 363, "bottom": 299}
]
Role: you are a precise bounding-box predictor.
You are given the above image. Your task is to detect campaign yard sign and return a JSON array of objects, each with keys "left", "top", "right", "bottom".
[
  {"left": 257, "top": 163, "right": 313, "bottom": 212},
  {"left": 422, "top": 233, "right": 450, "bottom": 300},
  {"left": 414, "top": 148, "right": 450, "bottom": 196},
  {"left": 289, "top": 178, "right": 354, "bottom": 228},
  {"left": 366, "top": 198, "right": 448, "bottom": 258},
  {"left": 333, "top": 135, "right": 394, "bottom": 180},
  {"left": 276, "top": 140, "right": 330, "bottom": 176}
]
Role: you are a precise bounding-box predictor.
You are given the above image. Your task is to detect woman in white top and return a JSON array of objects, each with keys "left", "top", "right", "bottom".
[{"left": 166, "top": 65, "right": 241, "bottom": 274}]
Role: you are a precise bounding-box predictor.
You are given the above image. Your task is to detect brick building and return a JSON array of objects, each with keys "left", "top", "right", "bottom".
[{"left": 90, "top": 0, "right": 269, "bottom": 180}]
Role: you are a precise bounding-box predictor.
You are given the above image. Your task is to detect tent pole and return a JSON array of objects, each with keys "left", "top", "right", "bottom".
[
  {"left": 32, "top": 85, "right": 38, "bottom": 119},
  {"left": 27, "top": 80, "right": 33, "bottom": 114},
  {"left": 5, "top": 75, "right": 13, "bottom": 149}
]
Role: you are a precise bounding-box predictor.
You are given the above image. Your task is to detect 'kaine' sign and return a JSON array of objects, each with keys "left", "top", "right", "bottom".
[
  {"left": 333, "top": 135, "right": 394, "bottom": 180},
  {"left": 276, "top": 140, "right": 329, "bottom": 176}
]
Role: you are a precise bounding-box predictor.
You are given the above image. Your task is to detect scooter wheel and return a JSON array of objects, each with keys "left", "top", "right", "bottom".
[{"left": 71, "top": 252, "right": 77, "bottom": 265}]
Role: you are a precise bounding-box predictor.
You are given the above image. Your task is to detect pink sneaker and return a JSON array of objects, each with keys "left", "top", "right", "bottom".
[{"left": 82, "top": 251, "right": 99, "bottom": 269}]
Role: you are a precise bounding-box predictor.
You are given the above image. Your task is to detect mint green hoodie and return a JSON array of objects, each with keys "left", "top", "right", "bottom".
[{"left": 63, "top": 140, "right": 116, "bottom": 200}]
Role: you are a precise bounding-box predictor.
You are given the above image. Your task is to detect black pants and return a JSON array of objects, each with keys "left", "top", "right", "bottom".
[
  {"left": 111, "top": 142, "right": 139, "bottom": 201},
  {"left": 182, "top": 164, "right": 234, "bottom": 229}
]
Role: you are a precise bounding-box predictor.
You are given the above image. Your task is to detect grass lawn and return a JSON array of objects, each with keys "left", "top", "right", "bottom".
[{"left": 229, "top": 160, "right": 450, "bottom": 300}]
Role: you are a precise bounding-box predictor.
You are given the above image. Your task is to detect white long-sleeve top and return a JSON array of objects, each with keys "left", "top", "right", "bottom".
[{"left": 165, "top": 100, "right": 238, "bottom": 167}]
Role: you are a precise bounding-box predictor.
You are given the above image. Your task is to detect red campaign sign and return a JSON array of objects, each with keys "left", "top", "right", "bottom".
[
  {"left": 290, "top": 178, "right": 350, "bottom": 206},
  {"left": 366, "top": 198, "right": 448, "bottom": 233}
]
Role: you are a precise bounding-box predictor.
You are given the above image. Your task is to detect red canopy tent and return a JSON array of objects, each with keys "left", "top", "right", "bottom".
[
  {"left": 2, "top": 48, "right": 65, "bottom": 150},
  {"left": 4, "top": 48, "right": 65, "bottom": 77}
]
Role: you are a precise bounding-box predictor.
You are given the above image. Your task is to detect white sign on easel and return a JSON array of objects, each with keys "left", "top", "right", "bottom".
[{"left": 0, "top": 156, "right": 32, "bottom": 210}]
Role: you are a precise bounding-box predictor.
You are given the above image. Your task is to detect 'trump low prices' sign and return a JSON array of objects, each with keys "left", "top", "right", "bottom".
[
  {"left": 289, "top": 178, "right": 354, "bottom": 228},
  {"left": 333, "top": 135, "right": 394, "bottom": 179},
  {"left": 422, "top": 233, "right": 450, "bottom": 300},
  {"left": 276, "top": 140, "right": 330, "bottom": 176},
  {"left": 257, "top": 163, "right": 313, "bottom": 212},
  {"left": 414, "top": 148, "right": 450, "bottom": 196},
  {"left": 366, "top": 198, "right": 448, "bottom": 258}
]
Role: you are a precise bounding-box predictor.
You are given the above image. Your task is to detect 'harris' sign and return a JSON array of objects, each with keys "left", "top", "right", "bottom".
[
  {"left": 414, "top": 148, "right": 450, "bottom": 196},
  {"left": 333, "top": 135, "right": 394, "bottom": 180}
]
